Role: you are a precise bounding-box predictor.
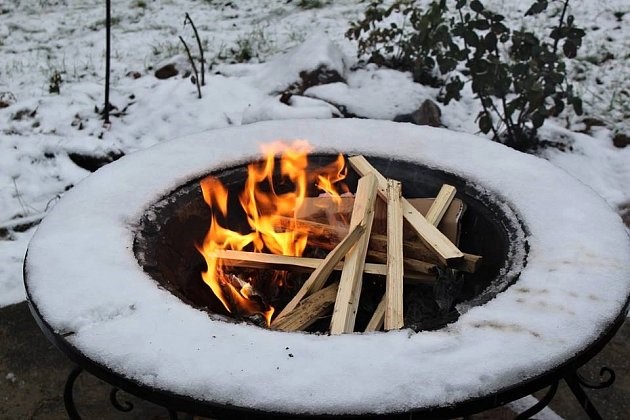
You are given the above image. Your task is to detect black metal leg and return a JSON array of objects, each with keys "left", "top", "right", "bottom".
[
  {"left": 514, "top": 381, "right": 559, "bottom": 420},
  {"left": 109, "top": 387, "right": 134, "bottom": 412},
  {"left": 63, "top": 366, "right": 83, "bottom": 420},
  {"left": 564, "top": 369, "right": 609, "bottom": 420}
]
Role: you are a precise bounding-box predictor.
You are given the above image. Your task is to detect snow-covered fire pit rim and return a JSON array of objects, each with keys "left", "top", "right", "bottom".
[{"left": 24, "top": 119, "right": 630, "bottom": 416}]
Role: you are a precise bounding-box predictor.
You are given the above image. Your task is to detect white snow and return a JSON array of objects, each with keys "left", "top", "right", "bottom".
[
  {"left": 24, "top": 120, "right": 630, "bottom": 415},
  {"left": 1, "top": 1, "right": 629, "bottom": 414},
  {"left": 305, "top": 65, "right": 435, "bottom": 119},
  {"left": 1, "top": 0, "right": 629, "bottom": 308}
]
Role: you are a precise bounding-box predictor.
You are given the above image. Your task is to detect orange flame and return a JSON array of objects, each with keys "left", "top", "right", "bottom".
[{"left": 197, "top": 141, "right": 347, "bottom": 326}]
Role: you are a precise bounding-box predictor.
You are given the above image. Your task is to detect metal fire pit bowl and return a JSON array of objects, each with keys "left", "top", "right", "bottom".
[
  {"left": 133, "top": 153, "right": 525, "bottom": 332},
  {"left": 23, "top": 119, "right": 630, "bottom": 419}
]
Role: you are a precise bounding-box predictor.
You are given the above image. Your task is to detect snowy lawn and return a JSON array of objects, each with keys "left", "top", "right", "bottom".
[{"left": 1, "top": 0, "right": 628, "bottom": 307}]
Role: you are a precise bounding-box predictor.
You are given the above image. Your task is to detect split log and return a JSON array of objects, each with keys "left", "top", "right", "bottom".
[
  {"left": 212, "top": 250, "right": 436, "bottom": 283},
  {"left": 368, "top": 235, "right": 481, "bottom": 273},
  {"left": 330, "top": 174, "right": 379, "bottom": 335},
  {"left": 298, "top": 196, "right": 464, "bottom": 243},
  {"left": 271, "top": 216, "right": 480, "bottom": 273},
  {"left": 272, "top": 222, "right": 366, "bottom": 324},
  {"left": 348, "top": 155, "right": 464, "bottom": 266},
  {"left": 272, "top": 282, "right": 339, "bottom": 332},
  {"left": 366, "top": 250, "right": 436, "bottom": 275},
  {"left": 367, "top": 183, "right": 460, "bottom": 331},
  {"left": 425, "top": 184, "right": 456, "bottom": 226},
  {"left": 365, "top": 296, "right": 386, "bottom": 332},
  {"left": 385, "top": 179, "right": 404, "bottom": 330}
]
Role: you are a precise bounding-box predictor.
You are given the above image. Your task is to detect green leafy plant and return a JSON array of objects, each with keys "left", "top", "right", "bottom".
[
  {"left": 347, "top": 0, "right": 585, "bottom": 151},
  {"left": 451, "top": 0, "right": 584, "bottom": 150},
  {"left": 346, "top": 0, "right": 465, "bottom": 88}
]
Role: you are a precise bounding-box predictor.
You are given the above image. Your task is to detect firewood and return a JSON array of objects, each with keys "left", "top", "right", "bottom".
[
  {"left": 272, "top": 282, "right": 339, "bottom": 332},
  {"left": 299, "top": 196, "right": 464, "bottom": 243},
  {"left": 385, "top": 179, "right": 404, "bottom": 330},
  {"left": 272, "top": 222, "right": 366, "bottom": 324},
  {"left": 273, "top": 216, "right": 437, "bottom": 274},
  {"left": 272, "top": 215, "right": 480, "bottom": 273},
  {"left": 365, "top": 296, "right": 386, "bottom": 332},
  {"left": 330, "top": 174, "right": 379, "bottom": 334},
  {"left": 368, "top": 235, "right": 481, "bottom": 273},
  {"left": 348, "top": 155, "right": 464, "bottom": 266},
  {"left": 425, "top": 184, "right": 456, "bottom": 226},
  {"left": 366, "top": 183, "right": 460, "bottom": 332},
  {"left": 212, "top": 249, "right": 436, "bottom": 283},
  {"left": 366, "top": 250, "right": 437, "bottom": 274}
]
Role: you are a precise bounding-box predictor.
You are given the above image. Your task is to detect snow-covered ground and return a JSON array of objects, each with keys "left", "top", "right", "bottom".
[{"left": 1, "top": 0, "right": 628, "bottom": 310}]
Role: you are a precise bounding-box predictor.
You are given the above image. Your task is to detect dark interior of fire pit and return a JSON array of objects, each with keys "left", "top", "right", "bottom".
[{"left": 134, "top": 155, "right": 526, "bottom": 332}]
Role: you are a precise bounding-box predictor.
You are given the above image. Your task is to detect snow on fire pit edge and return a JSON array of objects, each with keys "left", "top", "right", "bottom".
[{"left": 24, "top": 119, "right": 630, "bottom": 415}]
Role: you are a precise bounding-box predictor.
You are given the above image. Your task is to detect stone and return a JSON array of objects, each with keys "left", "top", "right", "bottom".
[
  {"left": 612, "top": 133, "right": 629, "bottom": 148},
  {"left": 126, "top": 70, "right": 142, "bottom": 79},
  {"left": 0, "top": 91, "right": 16, "bottom": 109},
  {"left": 394, "top": 99, "right": 442, "bottom": 127},
  {"left": 298, "top": 65, "right": 345, "bottom": 93},
  {"left": 67, "top": 150, "right": 125, "bottom": 172},
  {"left": 154, "top": 55, "right": 193, "bottom": 80},
  {"left": 154, "top": 63, "right": 178, "bottom": 80}
]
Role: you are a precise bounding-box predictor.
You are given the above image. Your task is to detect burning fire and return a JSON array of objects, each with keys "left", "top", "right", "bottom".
[{"left": 197, "top": 141, "right": 348, "bottom": 326}]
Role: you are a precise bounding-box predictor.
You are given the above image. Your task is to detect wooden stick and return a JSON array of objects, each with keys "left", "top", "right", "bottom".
[
  {"left": 348, "top": 155, "right": 464, "bottom": 266},
  {"left": 365, "top": 296, "right": 386, "bottom": 332},
  {"left": 272, "top": 282, "right": 339, "bottom": 332},
  {"left": 366, "top": 250, "right": 436, "bottom": 274},
  {"left": 272, "top": 222, "right": 366, "bottom": 324},
  {"left": 272, "top": 216, "right": 346, "bottom": 245},
  {"left": 425, "top": 184, "right": 456, "bottom": 226},
  {"left": 368, "top": 236, "right": 481, "bottom": 273},
  {"left": 330, "top": 174, "right": 379, "bottom": 334},
  {"left": 212, "top": 249, "right": 435, "bottom": 282},
  {"left": 271, "top": 216, "right": 480, "bottom": 273},
  {"left": 385, "top": 179, "right": 404, "bottom": 330}
]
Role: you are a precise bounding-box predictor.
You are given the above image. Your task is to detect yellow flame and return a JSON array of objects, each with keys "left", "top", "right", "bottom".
[{"left": 197, "top": 141, "right": 347, "bottom": 326}]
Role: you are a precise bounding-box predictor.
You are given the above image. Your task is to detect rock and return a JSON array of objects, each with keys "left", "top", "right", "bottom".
[
  {"left": 154, "top": 63, "right": 178, "bottom": 80},
  {"left": 612, "top": 133, "right": 629, "bottom": 148},
  {"left": 251, "top": 33, "right": 347, "bottom": 95},
  {"left": 298, "top": 65, "right": 345, "bottom": 93},
  {"left": 126, "top": 71, "right": 142, "bottom": 79},
  {"left": 394, "top": 99, "right": 442, "bottom": 127},
  {"left": 0, "top": 91, "right": 16, "bottom": 108},
  {"left": 67, "top": 150, "right": 125, "bottom": 172},
  {"left": 154, "top": 55, "right": 193, "bottom": 80}
]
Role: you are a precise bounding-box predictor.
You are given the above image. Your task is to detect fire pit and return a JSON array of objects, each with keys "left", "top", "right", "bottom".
[{"left": 24, "top": 120, "right": 630, "bottom": 418}]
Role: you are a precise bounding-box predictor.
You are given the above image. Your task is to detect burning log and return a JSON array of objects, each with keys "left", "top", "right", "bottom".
[
  {"left": 330, "top": 174, "right": 379, "bottom": 335},
  {"left": 385, "top": 179, "right": 404, "bottom": 330},
  {"left": 272, "top": 217, "right": 437, "bottom": 274},
  {"left": 272, "top": 282, "right": 339, "bottom": 332},
  {"left": 272, "top": 216, "right": 480, "bottom": 274},
  {"left": 348, "top": 155, "right": 464, "bottom": 266},
  {"left": 272, "top": 222, "right": 366, "bottom": 324},
  {"left": 212, "top": 250, "right": 437, "bottom": 283}
]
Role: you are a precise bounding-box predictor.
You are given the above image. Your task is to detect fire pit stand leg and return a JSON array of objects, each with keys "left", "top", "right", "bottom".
[
  {"left": 63, "top": 366, "right": 83, "bottom": 420},
  {"left": 62, "top": 365, "right": 187, "bottom": 419},
  {"left": 514, "top": 380, "right": 559, "bottom": 420},
  {"left": 563, "top": 366, "right": 615, "bottom": 420}
]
